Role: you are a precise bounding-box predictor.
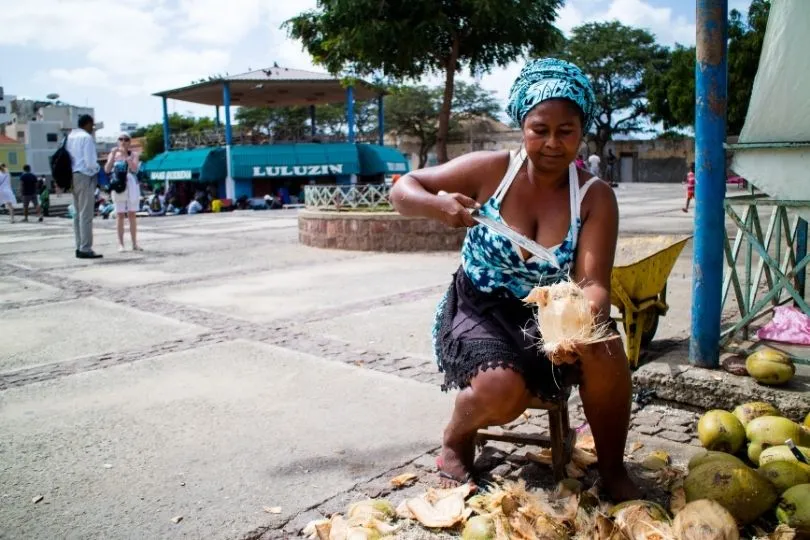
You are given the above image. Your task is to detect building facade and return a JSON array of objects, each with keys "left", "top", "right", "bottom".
[{"left": 0, "top": 87, "right": 15, "bottom": 126}]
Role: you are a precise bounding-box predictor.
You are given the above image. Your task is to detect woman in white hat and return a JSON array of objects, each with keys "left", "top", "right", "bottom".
[
  {"left": 104, "top": 133, "right": 142, "bottom": 251},
  {"left": 0, "top": 163, "right": 16, "bottom": 223}
]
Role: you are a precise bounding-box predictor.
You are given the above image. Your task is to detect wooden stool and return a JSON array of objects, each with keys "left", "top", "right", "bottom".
[{"left": 475, "top": 389, "right": 575, "bottom": 482}]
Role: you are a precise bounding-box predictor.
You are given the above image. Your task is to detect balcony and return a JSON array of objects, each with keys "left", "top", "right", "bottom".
[{"left": 169, "top": 126, "right": 378, "bottom": 150}]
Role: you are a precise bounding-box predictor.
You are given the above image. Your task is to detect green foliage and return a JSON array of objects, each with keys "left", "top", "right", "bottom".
[
  {"left": 234, "top": 101, "right": 378, "bottom": 139},
  {"left": 284, "top": 0, "right": 563, "bottom": 162},
  {"left": 645, "top": 0, "right": 771, "bottom": 135},
  {"left": 139, "top": 113, "right": 216, "bottom": 160},
  {"left": 560, "top": 21, "right": 667, "bottom": 155}
]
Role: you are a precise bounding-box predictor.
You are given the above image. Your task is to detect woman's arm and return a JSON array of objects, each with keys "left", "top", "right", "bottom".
[
  {"left": 390, "top": 151, "right": 506, "bottom": 228},
  {"left": 573, "top": 180, "right": 619, "bottom": 324},
  {"left": 104, "top": 149, "right": 117, "bottom": 174},
  {"left": 128, "top": 152, "right": 140, "bottom": 173}
]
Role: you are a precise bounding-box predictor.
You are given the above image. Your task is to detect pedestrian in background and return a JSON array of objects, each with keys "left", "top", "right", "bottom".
[
  {"left": 104, "top": 133, "right": 142, "bottom": 251},
  {"left": 19, "top": 165, "right": 42, "bottom": 222},
  {"left": 587, "top": 152, "right": 601, "bottom": 177},
  {"left": 66, "top": 114, "right": 102, "bottom": 258},
  {"left": 39, "top": 178, "right": 50, "bottom": 217},
  {"left": 682, "top": 163, "right": 696, "bottom": 213}
]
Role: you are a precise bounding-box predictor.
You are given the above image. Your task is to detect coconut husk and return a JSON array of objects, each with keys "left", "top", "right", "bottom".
[
  {"left": 401, "top": 485, "right": 471, "bottom": 529},
  {"left": 669, "top": 486, "right": 686, "bottom": 516},
  {"left": 523, "top": 281, "right": 614, "bottom": 364},
  {"left": 328, "top": 515, "right": 349, "bottom": 540},
  {"left": 672, "top": 499, "right": 738, "bottom": 540},
  {"left": 611, "top": 501, "right": 674, "bottom": 540},
  {"left": 768, "top": 524, "right": 797, "bottom": 539},
  {"left": 390, "top": 473, "right": 418, "bottom": 489}
]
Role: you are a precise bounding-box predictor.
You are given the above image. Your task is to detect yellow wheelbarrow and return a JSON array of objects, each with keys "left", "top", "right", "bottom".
[{"left": 610, "top": 235, "right": 692, "bottom": 367}]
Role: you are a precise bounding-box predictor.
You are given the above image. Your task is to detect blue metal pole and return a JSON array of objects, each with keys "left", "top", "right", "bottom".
[
  {"left": 162, "top": 96, "right": 170, "bottom": 152},
  {"left": 346, "top": 86, "right": 355, "bottom": 144},
  {"left": 377, "top": 94, "right": 385, "bottom": 146},
  {"left": 215, "top": 105, "right": 221, "bottom": 127},
  {"left": 223, "top": 82, "right": 235, "bottom": 200},
  {"left": 796, "top": 218, "right": 808, "bottom": 301},
  {"left": 690, "top": 0, "right": 728, "bottom": 368}
]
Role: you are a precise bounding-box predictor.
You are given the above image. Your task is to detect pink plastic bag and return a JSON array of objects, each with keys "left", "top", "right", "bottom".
[{"left": 757, "top": 305, "right": 810, "bottom": 345}]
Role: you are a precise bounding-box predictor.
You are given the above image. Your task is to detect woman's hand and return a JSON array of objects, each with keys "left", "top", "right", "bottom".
[{"left": 435, "top": 190, "right": 480, "bottom": 228}]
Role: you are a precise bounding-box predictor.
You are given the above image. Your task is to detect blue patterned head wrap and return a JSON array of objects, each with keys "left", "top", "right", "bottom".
[{"left": 507, "top": 58, "right": 596, "bottom": 133}]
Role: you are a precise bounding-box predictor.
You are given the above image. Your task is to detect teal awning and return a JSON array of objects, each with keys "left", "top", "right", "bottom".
[
  {"left": 356, "top": 144, "right": 410, "bottom": 175},
  {"left": 232, "top": 143, "right": 360, "bottom": 179},
  {"left": 141, "top": 148, "right": 226, "bottom": 182}
]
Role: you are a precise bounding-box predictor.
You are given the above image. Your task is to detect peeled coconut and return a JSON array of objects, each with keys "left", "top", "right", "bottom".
[
  {"left": 462, "top": 515, "right": 496, "bottom": 540},
  {"left": 776, "top": 484, "right": 810, "bottom": 534},
  {"left": 746, "top": 416, "right": 810, "bottom": 448},
  {"left": 688, "top": 451, "right": 747, "bottom": 471},
  {"left": 758, "top": 461, "right": 810, "bottom": 494},
  {"left": 672, "top": 499, "right": 739, "bottom": 540},
  {"left": 347, "top": 499, "right": 396, "bottom": 522},
  {"left": 610, "top": 500, "right": 673, "bottom": 539},
  {"left": 684, "top": 461, "right": 777, "bottom": 525},
  {"left": 523, "top": 281, "right": 611, "bottom": 363},
  {"left": 698, "top": 410, "right": 746, "bottom": 454},
  {"left": 732, "top": 402, "right": 781, "bottom": 427},
  {"left": 758, "top": 445, "right": 810, "bottom": 472},
  {"left": 746, "top": 349, "right": 796, "bottom": 385}
]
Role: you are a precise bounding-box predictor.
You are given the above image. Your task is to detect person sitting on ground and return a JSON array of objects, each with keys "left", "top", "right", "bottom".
[
  {"left": 390, "top": 58, "right": 640, "bottom": 502},
  {"left": 187, "top": 198, "right": 203, "bottom": 215},
  {"left": 147, "top": 190, "right": 166, "bottom": 216}
]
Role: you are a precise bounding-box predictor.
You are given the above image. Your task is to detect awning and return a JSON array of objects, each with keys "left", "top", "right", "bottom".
[
  {"left": 356, "top": 144, "right": 410, "bottom": 175},
  {"left": 231, "top": 143, "right": 360, "bottom": 179},
  {"left": 141, "top": 148, "right": 226, "bottom": 182}
]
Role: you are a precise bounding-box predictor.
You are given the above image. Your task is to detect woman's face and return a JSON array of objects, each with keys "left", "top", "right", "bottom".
[
  {"left": 118, "top": 136, "right": 131, "bottom": 149},
  {"left": 522, "top": 99, "right": 584, "bottom": 175}
]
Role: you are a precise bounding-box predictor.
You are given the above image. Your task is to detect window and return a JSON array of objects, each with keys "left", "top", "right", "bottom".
[
  {"left": 17, "top": 131, "right": 24, "bottom": 140},
  {"left": 46, "top": 133, "right": 58, "bottom": 143},
  {"left": 7, "top": 152, "right": 17, "bottom": 165},
  {"left": 0, "top": 106, "right": 5, "bottom": 114}
]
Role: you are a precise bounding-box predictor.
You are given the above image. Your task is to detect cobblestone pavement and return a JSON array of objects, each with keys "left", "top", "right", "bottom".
[{"left": 0, "top": 188, "right": 706, "bottom": 539}]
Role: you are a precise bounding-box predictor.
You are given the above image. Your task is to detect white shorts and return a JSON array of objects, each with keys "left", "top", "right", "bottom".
[{"left": 112, "top": 175, "right": 141, "bottom": 213}]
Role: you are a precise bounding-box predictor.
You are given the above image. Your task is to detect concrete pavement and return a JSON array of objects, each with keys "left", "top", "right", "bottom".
[{"left": 0, "top": 184, "right": 700, "bottom": 539}]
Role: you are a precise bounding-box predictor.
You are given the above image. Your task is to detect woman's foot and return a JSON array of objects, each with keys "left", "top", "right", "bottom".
[
  {"left": 437, "top": 438, "right": 477, "bottom": 490},
  {"left": 601, "top": 467, "right": 642, "bottom": 502},
  {"left": 118, "top": 244, "right": 125, "bottom": 253},
  {"left": 132, "top": 245, "right": 143, "bottom": 251}
]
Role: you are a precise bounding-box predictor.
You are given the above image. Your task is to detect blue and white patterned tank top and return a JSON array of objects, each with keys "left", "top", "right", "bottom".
[{"left": 461, "top": 147, "right": 599, "bottom": 299}]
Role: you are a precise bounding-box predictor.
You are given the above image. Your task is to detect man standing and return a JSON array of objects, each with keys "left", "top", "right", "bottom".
[
  {"left": 19, "top": 165, "right": 42, "bottom": 222},
  {"left": 66, "top": 115, "right": 102, "bottom": 258},
  {"left": 587, "top": 152, "right": 601, "bottom": 177}
]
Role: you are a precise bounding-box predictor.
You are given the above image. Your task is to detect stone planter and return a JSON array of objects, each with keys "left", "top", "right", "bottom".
[{"left": 298, "top": 210, "right": 466, "bottom": 252}]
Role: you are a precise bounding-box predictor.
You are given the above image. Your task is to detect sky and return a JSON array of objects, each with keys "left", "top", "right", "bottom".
[{"left": 0, "top": 0, "right": 752, "bottom": 137}]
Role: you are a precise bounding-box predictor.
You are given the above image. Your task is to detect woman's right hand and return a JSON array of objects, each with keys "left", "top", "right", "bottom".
[{"left": 435, "top": 191, "right": 480, "bottom": 228}]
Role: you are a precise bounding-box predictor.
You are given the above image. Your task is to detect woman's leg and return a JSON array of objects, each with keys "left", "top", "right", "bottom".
[
  {"left": 578, "top": 338, "right": 641, "bottom": 501},
  {"left": 6, "top": 202, "right": 14, "bottom": 222},
  {"left": 440, "top": 367, "right": 531, "bottom": 487},
  {"left": 128, "top": 211, "right": 139, "bottom": 249},
  {"left": 116, "top": 212, "right": 125, "bottom": 250}
]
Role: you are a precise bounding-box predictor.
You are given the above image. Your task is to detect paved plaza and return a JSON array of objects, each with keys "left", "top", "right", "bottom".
[{"left": 0, "top": 184, "right": 706, "bottom": 539}]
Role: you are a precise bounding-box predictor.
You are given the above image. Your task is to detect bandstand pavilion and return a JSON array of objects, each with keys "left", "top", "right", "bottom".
[{"left": 142, "top": 66, "right": 410, "bottom": 203}]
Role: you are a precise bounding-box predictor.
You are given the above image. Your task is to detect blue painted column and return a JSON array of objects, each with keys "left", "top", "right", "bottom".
[
  {"left": 690, "top": 0, "right": 728, "bottom": 368},
  {"left": 346, "top": 86, "right": 355, "bottom": 144},
  {"left": 310, "top": 105, "right": 316, "bottom": 137},
  {"left": 162, "top": 96, "right": 170, "bottom": 152},
  {"left": 796, "top": 219, "right": 808, "bottom": 300},
  {"left": 377, "top": 94, "right": 385, "bottom": 146},
  {"left": 223, "top": 82, "right": 235, "bottom": 200},
  {"left": 215, "top": 105, "right": 221, "bottom": 127}
]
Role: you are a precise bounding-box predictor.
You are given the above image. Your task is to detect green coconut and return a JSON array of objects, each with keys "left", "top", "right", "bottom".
[
  {"left": 776, "top": 484, "right": 810, "bottom": 534},
  {"left": 758, "top": 445, "right": 810, "bottom": 473},
  {"left": 347, "top": 499, "right": 396, "bottom": 521},
  {"left": 698, "top": 410, "right": 746, "bottom": 454},
  {"left": 746, "top": 349, "right": 795, "bottom": 385},
  {"left": 672, "top": 499, "right": 740, "bottom": 540},
  {"left": 758, "top": 461, "right": 810, "bottom": 494},
  {"left": 805, "top": 411, "right": 810, "bottom": 429},
  {"left": 732, "top": 402, "right": 781, "bottom": 427},
  {"left": 688, "top": 450, "right": 747, "bottom": 471},
  {"left": 462, "top": 515, "right": 496, "bottom": 540},
  {"left": 684, "top": 461, "right": 777, "bottom": 525}
]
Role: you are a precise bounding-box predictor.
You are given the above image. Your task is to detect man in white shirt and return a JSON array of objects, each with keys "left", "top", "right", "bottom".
[
  {"left": 66, "top": 115, "right": 102, "bottom": 258},
  {"left": 587, "top": 153, "right": 601, "bottom": 177}
]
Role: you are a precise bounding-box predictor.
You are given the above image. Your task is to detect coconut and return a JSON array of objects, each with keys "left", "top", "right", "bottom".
[
  {"left": 523, "top": 281, "right": 612, "bottom": 363},
  {"left": 688, "top": 451, "right": 747, "bottom": 471},
  {"left": 746, "top": 416, "right": 810, "bottom": 448},
  {"left": 346, "top": 499, "right": 396, "bottom": 522},
  {"left": 748, "top": 442, "right": 766, "bottom": 465},
  {"left": 462, "top": 515, "right": 496, "bottom": 540},
  {"left": 758, "top": 445, "right": 810, "bottom": 473},
  {"left": 684, "top": 461, "right": 777, "bottom": 525},
  {"left": 805, "top": 411, "right": 810, "bottom": 429},
  {"left": 672, "top": 499, "right": 740, "bottom": 540},
  {"left": 758, "top": 461, "right": 810, "bottom": 494},
  {"left": 776, "top": 484, "right": 810, "bottom": 534},
  {"left": 732, "top": 402, "right": 781, "bottom": 427},
  {"left": 642, "top": 450, "right": 671, "bottom": 471},
  {"left": 697, "top": 410, "right": 746, "bottom": 454},
  {"left": 533, "top": 514, "right": 570, "bottom": 539},
  {"left": 745, "top": 349, "right": 796, "bottom": 385},
  {"left": 610, "top": 500, "right": 673, "bottom": 539}
]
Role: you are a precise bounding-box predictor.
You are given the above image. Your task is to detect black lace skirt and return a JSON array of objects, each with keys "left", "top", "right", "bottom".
[{"left": 435, "top": 268, "right": 579, "bottom": 400}]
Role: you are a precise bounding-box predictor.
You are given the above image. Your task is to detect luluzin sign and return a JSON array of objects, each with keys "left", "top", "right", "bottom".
[
  {"left": 252, "top": 164, "right": 344, "bottom": 177},
  {"left": 150, "top": 170, "right": 193, "bottom": 181},
  {"left": 387, "top": 162, "right": 408, "bottom": 172}
]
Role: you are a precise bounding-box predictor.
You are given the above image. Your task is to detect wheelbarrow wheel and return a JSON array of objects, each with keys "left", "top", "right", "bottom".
[{"left": 640, "top": 311, "right": 660, "bottom": 347}]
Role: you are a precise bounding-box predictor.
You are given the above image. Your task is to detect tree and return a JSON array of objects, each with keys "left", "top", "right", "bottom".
[
  {"left": 138, "top": 113, "right": 216, "bottom": 160},
  {"left": 285, "top": 0, "right": 563, "bottom": 164},
  {"left": 645, "top": 0, "right": 771, "bottom": 135},
  {"left": 384, "top": 81, "right": 500, "bottom": 168},
  {"left": 560, "top": 21, "right": 667, "bottom": 157},
  {"left": 234, "top": 101, "right": 378, "bottom": 140}
]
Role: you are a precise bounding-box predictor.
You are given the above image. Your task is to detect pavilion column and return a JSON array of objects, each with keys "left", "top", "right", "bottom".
[
  {"left": 310, "top": 105, "right": 316, "bottom": 137},
  {"left": 215, "top": 105, "right": 221, "bottom": 127},
  {"left": 346, "top": 86, "right": 355, "bottom": 144},
  {"left": 377, "top": 94, "right": 384, "bottom": 146},
  {"left": 162, "top": 97, "right": 170, "bottom": 152},
  {"left": 223, "top": 82, "right": 235, "bottom": 200}
]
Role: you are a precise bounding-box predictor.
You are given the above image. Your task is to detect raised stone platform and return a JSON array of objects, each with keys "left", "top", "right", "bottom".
[{"left": 298, "top": 209, "right": 466, "bottom": 252}]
